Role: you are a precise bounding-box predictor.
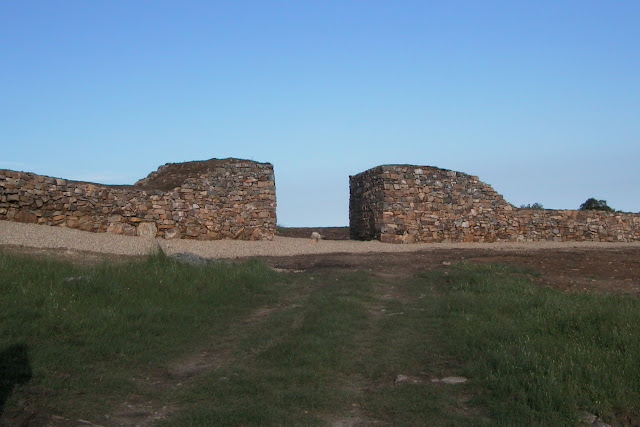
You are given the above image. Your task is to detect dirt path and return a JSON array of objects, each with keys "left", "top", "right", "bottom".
[
  {"left": 106, "top": 304, "right": 293, "bottom": 427},
  {"left": 3, "top": 220, "right": 640, "bottom": 259},
  {"left": 23, "top": 293, "right": 310, "bottom": 427},
  {"left": 261, "top": 246, "right": 640, "bottom": 296}
]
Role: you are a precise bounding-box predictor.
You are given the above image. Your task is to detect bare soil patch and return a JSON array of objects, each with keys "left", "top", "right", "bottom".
[{"left": 260, "top": 247, "right": 640, "bottom": 296}]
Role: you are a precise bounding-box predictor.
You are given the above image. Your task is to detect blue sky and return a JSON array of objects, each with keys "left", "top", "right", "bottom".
[{"left": 2, "top": 1, "right": 638, "bottom": 226}]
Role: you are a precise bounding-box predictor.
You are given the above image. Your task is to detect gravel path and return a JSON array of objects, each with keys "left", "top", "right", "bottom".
[{"left": 1, "top": 221, "right": 639, "bottom": 259}]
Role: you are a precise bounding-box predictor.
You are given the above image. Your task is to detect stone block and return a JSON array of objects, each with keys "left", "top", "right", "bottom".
[
  {"left": 66, "top": 218, "right": 80, "bottom": 228},
  {"left": 137, "top": 222, "right": 157, "bottom": 238},
  {"left": 165, "top": 228, "right": 181, "bottom": 239},
  {"left": 14, "top": 211, "right": 38, "bottom": 223}
]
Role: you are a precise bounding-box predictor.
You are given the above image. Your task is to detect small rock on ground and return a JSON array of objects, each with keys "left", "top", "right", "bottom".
[
  {"left": 168, "top": 252, "right": 217, "bottom": 266},
  {"left": 394, "top": 374, "right": 421, "bottom": 384},
  {"left": 578, "top": 411, "right": 611, "bottom": 426},
  {"left": 432, "top": 376, "right": 468, "bottom": 385},
  {"left": 394, "top": 375, "right": 409, "bottom": 384}
]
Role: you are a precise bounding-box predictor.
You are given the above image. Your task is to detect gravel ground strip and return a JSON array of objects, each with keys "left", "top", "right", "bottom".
[{"left": 1, "top": 221, "right": 639, "bottom": 259}]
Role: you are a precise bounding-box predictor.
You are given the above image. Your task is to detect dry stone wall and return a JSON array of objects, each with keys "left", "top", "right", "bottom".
[
  {"left": 349, "top": 167, "right": 387, "bottom": 241},
  {"left": 0, "top": 158, "right": 276, "bottom": 240},
  {"left": 350, "top": 164, "right": 640, "bottom": 243}
]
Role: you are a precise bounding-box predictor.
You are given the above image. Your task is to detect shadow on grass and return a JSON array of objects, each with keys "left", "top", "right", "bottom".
[{"left": 0, "top": 343, "right": 32, "bottom": 415}]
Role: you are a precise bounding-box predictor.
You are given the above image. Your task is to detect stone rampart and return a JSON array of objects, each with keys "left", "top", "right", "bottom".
[
  {"left": 350, "top": 164, "right": 640, "bottom": 243},
  {"left": 0, "top": 158, "right": 276, "bottom": 240}
]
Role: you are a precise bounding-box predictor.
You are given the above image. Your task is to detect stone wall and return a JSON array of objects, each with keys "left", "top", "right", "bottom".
[
  {"left": 350, "top": 164, "right": 640, "bottom": 243},
  {"left": 348, "top": 166, "right": 387, "bottom": 241},
  {"left": 0, "top": 158, "right": 276, "bottom": 240}
]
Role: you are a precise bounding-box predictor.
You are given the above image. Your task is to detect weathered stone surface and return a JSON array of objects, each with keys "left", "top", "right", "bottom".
[
  {"left": 13, "top": 211, "right": 38, "bottom": 223},
  {"left": 164, "top": 228, "right": 181, "bottom": 239},
  {"left": 66, "top": 217, "right": 80, "bottom": 228},
  {"left": 394, "top": 375, "right": 409, "bottom": 384},
  {"left": 577, "top": 412, "right": 612, "bottom": 427},
  {"left": 350, "top": 164, "right": 640, "bottom": 243},
  {"left": 578, "top": 412, "right": 597, "bottom": 424},
  {"left": 122, "top": 224, "right": 137, "bottom": 236},
  {"left": 250, "top": 227, "right": 272, "bottom": 241},
  {"left": 137, "top": 222, "right": 158, "bottom": 238},
  {"left": 0, "top": 158, "right": 276, "bottom": 241},
  {"left": 438, "top": 376, "right": 468, "bottom": 385},
  {"left": 394, "top": 374, "right": 421, "bottom": 384},
  {"left": 401, "top": 232, "right": 415, "bottom": 244},
  {"left": 106, "top": 223, "right": 125, "bottom": 234}
]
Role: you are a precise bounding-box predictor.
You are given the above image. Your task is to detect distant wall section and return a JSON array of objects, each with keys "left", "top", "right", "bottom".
[
  {"left": 0, "top": 158, "right": 276, "bottom": 240},
  {"left": 350, "top": 164, "right": 640, "bottom": 243}
]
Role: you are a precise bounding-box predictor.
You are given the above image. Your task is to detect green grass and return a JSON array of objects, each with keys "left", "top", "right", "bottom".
[
  {"left": 420, "top": 262, "right": 640, "bottom": 425},
  {"left": 162, "top": 269, "right": 486, "bottom": 426},
  {"left": 163, "top": 271, "right": 376, "bottom": 425},
  {"left": 275, "top": 224, "right": 289, "bottom": 234},
  {"left": 0, "top": 250, "right": 288, "bottom": 418},
  {"left": 2, "top": 251, "right": 640, "bottom": 426}
]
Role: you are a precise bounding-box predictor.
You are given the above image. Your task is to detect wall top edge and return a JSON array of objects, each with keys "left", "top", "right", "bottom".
[
  {"left": 157, "top": 157, "right": 274, "bottom": 169},
  {"left": 350, "top": 164, "right": 469, "bottom": 179},
  {"left": 0, "top": 157, "right": 275, "bottom": 193}
]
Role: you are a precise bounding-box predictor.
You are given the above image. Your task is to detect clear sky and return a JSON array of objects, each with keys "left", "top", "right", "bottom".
[{"left": 2, "top": 1, "right": 638, "bottom": 226}]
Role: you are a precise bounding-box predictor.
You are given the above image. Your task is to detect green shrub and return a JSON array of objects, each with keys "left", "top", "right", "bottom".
[
  {"left": 579, "top": 198, "right": 613, "bottom": 211},
  {"left": 519, "top": 203, "right": 544, "bottom": 209}
]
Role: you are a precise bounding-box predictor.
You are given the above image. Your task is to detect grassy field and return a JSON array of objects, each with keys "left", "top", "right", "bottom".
[{"left": 2, "top": 250, "right": 640, "bottom": 425}]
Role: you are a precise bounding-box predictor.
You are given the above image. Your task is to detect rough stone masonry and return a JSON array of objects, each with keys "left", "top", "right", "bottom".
[
  {"left": 0, "top": 158, "right": 276, "bottom": 240},
  {"left": 350, "top": 164, "right": 640, "bottom": 243}
]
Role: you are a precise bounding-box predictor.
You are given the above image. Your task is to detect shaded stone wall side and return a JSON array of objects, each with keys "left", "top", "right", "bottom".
[
  {"left": 349, "top": 167, "right": 386, "bottom": 240},
  {"left": 350, "top": 165, "right": 640, "bottom": 243},
  {"left": 0, "top": 162, "right": 276, "bottom": 240}
]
